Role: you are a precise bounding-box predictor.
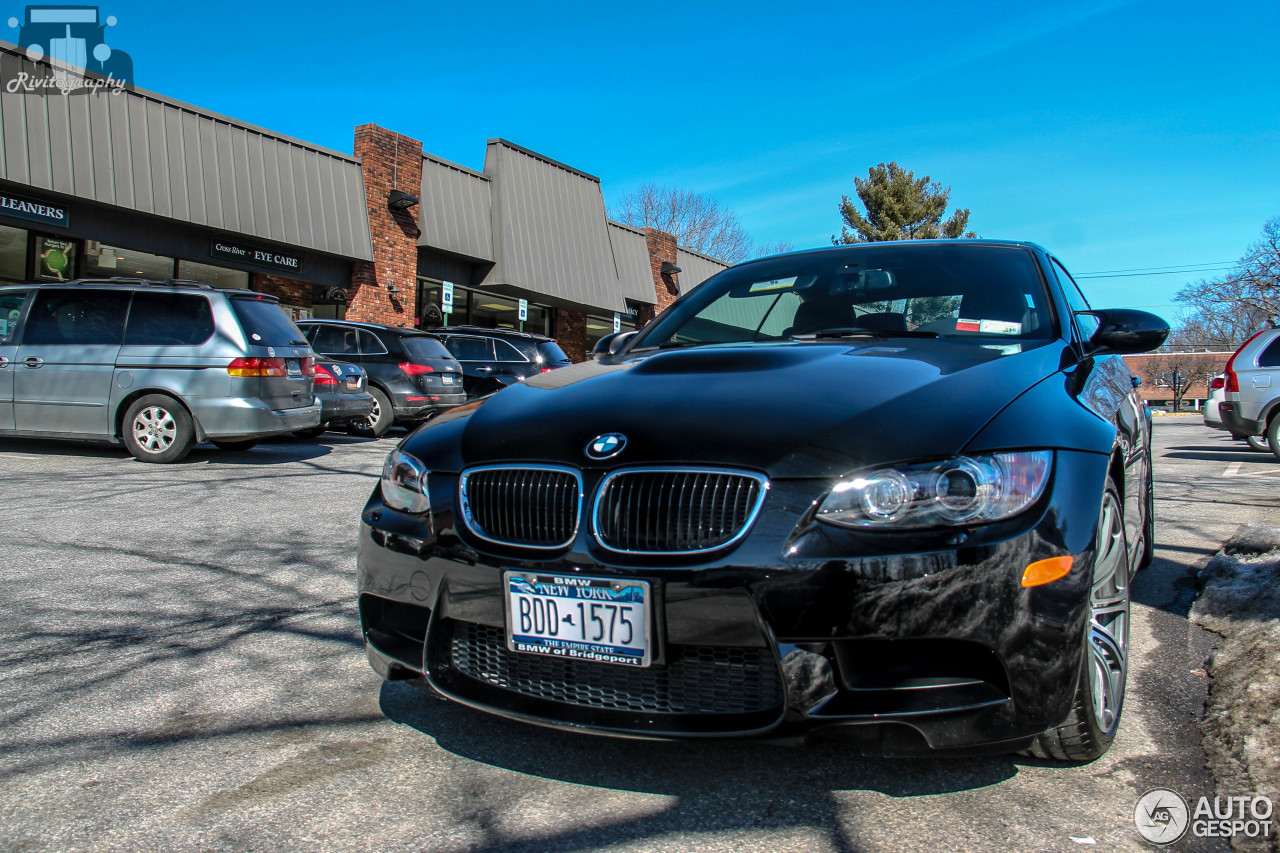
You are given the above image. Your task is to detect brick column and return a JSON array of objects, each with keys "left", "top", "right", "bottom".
[
  {"left": 556, "top": 310, "right": 589, "bottom": 363},
  {"left": 643, "top": 228, "right": 680, "bottom": 315},
  {"left": 349, "top": 124, "right": 423, "bottom": 325}
]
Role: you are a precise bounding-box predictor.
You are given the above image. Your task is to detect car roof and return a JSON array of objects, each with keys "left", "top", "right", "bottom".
[
  {"left": 296, "top": 318, "right": 441, "bottom": 338},
  {"left": 742, "top": 238, "right": 1048, "bottom": 265},
  {"left": 0, "top": 277, "right": 280, "bottom": 300},
  {"left": 430, "top": 324, "right": 557, "bottom": 343}
]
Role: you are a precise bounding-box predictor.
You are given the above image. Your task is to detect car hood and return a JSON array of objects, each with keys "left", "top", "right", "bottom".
[{"left": 420, "top": 339, "right": 1068, "bottom": 479}]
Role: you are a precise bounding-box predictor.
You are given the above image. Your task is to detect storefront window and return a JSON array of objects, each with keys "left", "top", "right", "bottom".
[
  {"left": 178, "top": 259, "right": 250, "bottom": 289},
  {"left": 0, "top": 224, "right": 27, "bottom": 281},
  {"left": 472, "top": 294, "right": 519, "bottom": 329},
  {"left": 35, "top": 235, "right": 77, "bottom": 281},
  {"left": 84, "top": 244, "right": 174, "bottom": 280},
  {"left": 584, "top": 313, "right": 620, "bottom": 353}
]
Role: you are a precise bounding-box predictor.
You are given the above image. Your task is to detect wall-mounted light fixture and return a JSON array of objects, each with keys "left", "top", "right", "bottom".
[
  {"left": 387, "top": 189, "right": 419, "bottom": 210},
  {"left": 386, "top": 284, "right": 401, "bottom": 294},
  {"left": 660, "top": 261, "right": 682, "bottom": 276}
]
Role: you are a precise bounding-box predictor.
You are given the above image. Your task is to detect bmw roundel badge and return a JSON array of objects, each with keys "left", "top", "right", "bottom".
[{"left": 586, "top": 433, "right": 627, "bottom": 460}]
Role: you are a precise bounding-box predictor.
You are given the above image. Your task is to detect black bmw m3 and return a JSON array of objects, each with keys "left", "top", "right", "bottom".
[{"left": 357, "top": 240, "right": 1169, "bottom": 760}]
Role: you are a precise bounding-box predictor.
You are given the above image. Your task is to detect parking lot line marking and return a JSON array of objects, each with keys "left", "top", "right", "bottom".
[{"left": 1224, "top": 461, "right": 1243, "bottom": 477}]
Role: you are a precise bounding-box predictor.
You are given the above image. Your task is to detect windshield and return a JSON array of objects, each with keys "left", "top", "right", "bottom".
[
  {"left": 230, "top": 297, "right": 307, "bottom": 346},
  {"left": 401, "top": 335, "right": 453, "bottom": 361},
  {"left": 631, "top": 244, "right": 1056, "bottom": 350}
]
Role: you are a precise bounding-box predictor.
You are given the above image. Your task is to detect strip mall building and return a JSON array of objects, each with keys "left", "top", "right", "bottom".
[{"left": 0, "top": 42, "right": 726, "bottom": 361}]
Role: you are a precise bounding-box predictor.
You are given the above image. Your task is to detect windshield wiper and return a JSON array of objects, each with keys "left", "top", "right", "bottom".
[{"left": 794, "top": 327, "right": 939, "bottom": 340}]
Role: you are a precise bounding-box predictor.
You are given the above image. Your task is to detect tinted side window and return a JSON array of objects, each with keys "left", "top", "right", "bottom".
[
  {"left": 1258, "top": 336, "right": 1280, "bottom": 368},
  {"left": 124, "top": 292, "right": 215, "bottom": 346},
  {"left": 310, "top": 324, "right": 359, "bottom": 356},
  {"left": 1051, "top": 258, "right": 1099, "bottom": 340},
  {"left": 23, "top": 289, "right": 130, "bottom": 345},
  {"left": 358, "top": 330, "right": 389, "bottom": 356},
  {"left": 494, "top": 339, "right": 528, "bottom": 363},
  {"left": 0, "top": 289, "right": 30, "bottom": 342},
  {"left": 444, "top": 336, "right": 493, "bottom": 361}
]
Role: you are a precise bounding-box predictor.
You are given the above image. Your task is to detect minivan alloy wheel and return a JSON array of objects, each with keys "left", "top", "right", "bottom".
[{"left": 132, "top": 406, "right": 177, "bottom": 453}]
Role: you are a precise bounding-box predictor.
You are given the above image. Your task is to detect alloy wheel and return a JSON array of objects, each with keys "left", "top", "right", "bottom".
[
  {"left": 132, "top": 406, "right": 177, "bottom": 454},
  {"left": 1088, "top": 491, "right": 1129, "bottom": 733}
]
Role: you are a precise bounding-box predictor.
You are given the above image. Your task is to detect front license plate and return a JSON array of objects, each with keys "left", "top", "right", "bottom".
[{"left": 504, "top": 572, "right": 651, "bottom": 667}]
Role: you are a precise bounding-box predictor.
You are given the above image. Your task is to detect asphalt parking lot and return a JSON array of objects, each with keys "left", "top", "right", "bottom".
[{"left": 0, "top": 417, "right": 1273, "bottom": 852}]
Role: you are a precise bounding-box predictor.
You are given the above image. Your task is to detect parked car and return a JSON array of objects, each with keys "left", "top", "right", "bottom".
[
  {"left": 0, "top": 278, "right": 319, "bottom": 463},
  {"left": 296, "top": 320, "right": 466, "bottom": 437},
  {"left": 294, "top": 358, "right": 374, "bottom": 439},
  {"left": 357, "top": 240, "right": 1169, "bottom": 761},
  {"left": 430, "top": 325, "right": 573, "bottom": 399},
  {"left": 1216, "top": 329, "right": 1280, "bottom": 458},
  {"left": 1204, "top": 373, "right": 1268, "bottom": 452}
]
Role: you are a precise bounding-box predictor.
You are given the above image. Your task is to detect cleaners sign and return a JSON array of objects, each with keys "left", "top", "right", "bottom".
[
  {"left": 0, "top": 191, "right": 69, "bottom": 227},
  {"left": 210, "top": 238, "right": 301, "bottom": 274}
]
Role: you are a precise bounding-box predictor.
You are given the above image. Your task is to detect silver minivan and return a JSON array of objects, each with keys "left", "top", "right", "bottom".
[
  {"left": 1217, "top": 328, "right": 1280, "bottom": 458},
  {"left": 0, "top": 278, "right": 320, "bottom": 462}
]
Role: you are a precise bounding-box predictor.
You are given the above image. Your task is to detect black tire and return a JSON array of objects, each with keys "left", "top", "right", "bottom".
[
  {"left": 1247, "top": 434, "right": 1269, "bottom": 453},
  {"left": 122, "top": 394, "right": 195, "bottom": 464},
  {"left": 212, "top": 439, "right": 258, "bottom": 452},
  {"left": 293, "top": 425, "right": 328, "bottom": 439},
  {"left": 1137, "top": 461, "right": 1155, "bottom": 571},
  {"left": 1026, "top": 483, "right": 1129, "bottom": 762},
  {"left": 350, "top": 387, "right": 394, "bottom": 437},
  {"left": 1269, "top": 417, "right": 1280, "bottom": 461}
]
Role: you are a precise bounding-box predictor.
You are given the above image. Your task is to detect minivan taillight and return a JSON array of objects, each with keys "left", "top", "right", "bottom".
[
  {"left": 301, "top": 356, "right": 315, "bottom": 377},
  {"left": 227, "top": 357, "right": 286, "bottom": 377},
  {"left": 314, "top": 364, "right": 338, "bottom": 386},
  {"left": 399, "top": 362, "right": 434, "bottom": 375},
  {"left": 1224, "top": 331, "right": 1268, "bottom": 393}
]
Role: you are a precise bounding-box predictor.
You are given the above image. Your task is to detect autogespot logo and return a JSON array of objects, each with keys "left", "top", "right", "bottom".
[
  {"left": 585, "top": 433, "right": 626, "bottom": 460},
  {"left": 1135, "top": 789, "right": 1189, "bottom": 845},
  {"left": 1135, "top": 788, "right": 1276, "bottom": 845}
]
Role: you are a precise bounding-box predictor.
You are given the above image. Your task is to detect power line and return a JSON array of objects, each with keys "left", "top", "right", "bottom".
[
  {"left": 1075, "top": 261, "right": 1235, "bottom": 275},
  {"left": 1076, "top": 268, "right": 1233, "bottom": 280}
]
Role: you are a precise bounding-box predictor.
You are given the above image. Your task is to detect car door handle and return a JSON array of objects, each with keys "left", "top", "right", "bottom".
[
  {"left": 0, "top": 356, "right": 8, "bottom": 368},
  {"left": 22, "top": 356, "right": 43, "bottom": 368},
  {"left": 473, "top": 366, "right": 493, "bottom": 373}
]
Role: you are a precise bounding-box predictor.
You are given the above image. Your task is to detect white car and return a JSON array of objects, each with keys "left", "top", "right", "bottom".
[{"left": 1204, "top": 373, "right": 1268, "bottom": 451}]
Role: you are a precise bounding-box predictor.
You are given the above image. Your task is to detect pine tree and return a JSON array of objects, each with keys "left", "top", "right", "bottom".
[{"left": 833, "top": 162, "right": 976, "bottom": 244}]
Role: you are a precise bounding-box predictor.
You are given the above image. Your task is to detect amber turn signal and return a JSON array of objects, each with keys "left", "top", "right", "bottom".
[{"left": 1021, "top": 556, "right": 1074, "bottom": 588}]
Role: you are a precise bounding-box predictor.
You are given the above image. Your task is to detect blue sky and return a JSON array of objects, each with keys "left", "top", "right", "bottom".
[{"left": 28, "top": 0, "right": 1278, "bottom": 321}]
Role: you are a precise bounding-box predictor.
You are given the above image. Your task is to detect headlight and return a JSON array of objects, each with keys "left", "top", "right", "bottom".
[
  {"left": 381, "top": 448, "right": 431, "bottom": 513},
  {"left": 816, "top": 451, "right": 1052, "bottom": 529}
]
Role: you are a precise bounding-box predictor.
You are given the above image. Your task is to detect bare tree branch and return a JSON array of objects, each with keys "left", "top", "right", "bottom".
[
  {"left": 611, "top": 183, "right": 755, "bottom": 264},
  {"left": 1174, "top": 217, "right": 1280, "bottom": 343}
]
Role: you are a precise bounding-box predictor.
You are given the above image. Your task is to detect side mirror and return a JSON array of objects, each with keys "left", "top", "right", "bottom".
[
  {"left": 1079, "top": 309, "right": 1169, "bottom": 355},
  {"left": 592, "top": 330, "right": 637, "bottom": 358}
]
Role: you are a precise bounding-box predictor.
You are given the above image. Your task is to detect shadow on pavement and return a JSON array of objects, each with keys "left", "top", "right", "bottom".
[{"left": 379, "top": 679, "right": 1020, "bottom": 852}]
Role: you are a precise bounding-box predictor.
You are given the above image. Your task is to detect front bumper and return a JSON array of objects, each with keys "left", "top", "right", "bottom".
[{"left": 356, "top": 450, "right": 1109, "bottom": 752}]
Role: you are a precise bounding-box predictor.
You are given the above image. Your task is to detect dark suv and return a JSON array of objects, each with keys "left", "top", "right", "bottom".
[
  {"left": 429, "top": 325, "right": 572, "bottom": 399},
  {"left": 296, "top": 320, "right": 465, "bottom": 436}
]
